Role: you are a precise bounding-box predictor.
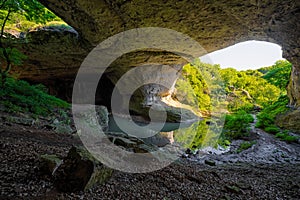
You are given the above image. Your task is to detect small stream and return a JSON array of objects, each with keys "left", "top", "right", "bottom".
[
  {"left": 188, "top": 114, "right": 300, "bottom": 165},
  {"left": 107, "top": 114, "right": 300, "bottom": 165}
]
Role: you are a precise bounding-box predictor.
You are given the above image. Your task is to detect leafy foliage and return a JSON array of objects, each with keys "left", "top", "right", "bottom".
[
  {"left": 175, "top": 59, "right": 291, "bottom": 149},
  {"left": 236, "top": 141, "right": 257, "bottom": 153},
  {"left": 222, "top": 111, "right": 254, "bottom": 140},
  {"left": 176, "top": 63, "right": 211, "bottom": 112},
  {"left": 0, "top": 77, "right": 69, "bottom": 116},
  {"left": 256, "top": 95, "right": 289, "bottom": 131},
  {"left": 260, "top": 60, "right": 292, "bottom": 91},
  {"left": 0, "top": 0, "right": 57, "bottom": 23},
  {"left": 175, "top": 58, "right": 224, "bottom": 114},
  {"left": 264, "top": 126, "right": 280, "bottom": 134},
  {"left": 0, "top": 47, "right": 27, "bottom": 65},
  {"left": 220, "top": 67, "right": 281, "bottom": 112},
  {"left": 275, "top": 132, "right": 299, "bottom": 143},
  {"left": 0, "top": 0, "right": 60, "bottom": 86}
]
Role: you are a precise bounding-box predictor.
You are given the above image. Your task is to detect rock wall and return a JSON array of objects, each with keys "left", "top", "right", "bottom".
[
  {"left": 31, "top": 0, "right": 299, "bottom": 108},
  {"left": 9, "top": 1, "right": 300, "bottom": 124}
]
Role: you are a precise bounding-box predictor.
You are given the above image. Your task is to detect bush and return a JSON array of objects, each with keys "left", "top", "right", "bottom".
[
  {"left": 222, "top": 111, "right": 254, "bottom": 140},
  {"left": 264, "top": 126, "right": 280, "bottom": 134},
  {"left": 256, "top": 112, "right": 274, "bottom": 128},
  {"left": 275, "top": 132, "right": 299, "bottom": 143},
  {"left": 218, "top": 138, "right": 231, "bottom": 148},
  {"left": 236, "top": 141, "right": 257, "bottom": 153},
  {"left": 0, "top": 77, "right": 69, "bottom": 116},
  {"left": 256, "top": 95, "right": 289, "bottom": 132}
]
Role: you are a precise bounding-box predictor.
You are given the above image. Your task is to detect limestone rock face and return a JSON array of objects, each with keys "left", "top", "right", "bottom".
[
  {"left": 287, "top": 62, "right": 300, "bottom": 107},
  {"left": 9, "top": 1, "right": 300, "bottom": 126},
  {"left": 276, "top": 109, "right": 300, "bottom": 134},
  {"left": 11, "top": 27, "right": 90, "bottom": 100}
]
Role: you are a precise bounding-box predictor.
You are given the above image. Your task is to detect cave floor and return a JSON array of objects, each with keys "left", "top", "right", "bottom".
[{"left": 0, "top": 122, "right": 300, "bottom": 200}]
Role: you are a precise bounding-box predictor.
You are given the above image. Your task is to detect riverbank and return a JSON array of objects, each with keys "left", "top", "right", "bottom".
[{"left": 188, "top": 114, "right": 300, "bottom": 165}]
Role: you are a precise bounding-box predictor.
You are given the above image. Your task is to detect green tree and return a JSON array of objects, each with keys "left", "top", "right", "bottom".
[
  {"left": 0, "top": 0, "right": 57, "bottom": 86},
  {"left": 176, "top": 63, "right": 211, "bottom": 112},
  {"left": 175, "top": 59, "right": 224, "bottom": 114},
  {"left": 222, "top": 110, "right": 254, "bottom": 140},
  {"left": 219, "top": 66, "right": 281, "bottom": 111},
  {"left": 262, "top": 60, "right": 292, "bottom": 91}
]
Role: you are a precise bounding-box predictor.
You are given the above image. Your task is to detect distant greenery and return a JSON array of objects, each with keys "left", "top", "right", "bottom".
[
  {"left": 0, "top": 77, "right": 69, "bottom": 116},
  {"left": 0, "top": 0, "right": 61, "bottom": 31},
  {"left": 175, "top": 63, "right": 211, "bottom": 113},
  {"left": 220, "top": 60, "right": 292, "bottom": 142},
  {"left": 260, "top": 60, "right": 292, "bottom": 91},
  {"left": 220, "top": 67, "right": 281, "bottom": 112},
  {"left": 256, "top": 95, "right": 289, "bottom": 130},
  {"left": 253, "top": 61, "right": 292, "bottom": 137},
  {"left": 175, "top": 59, "right": 293, "bottom": 149},
  {"left": 175, "top": 58, "right": 224, "bottom": 115}
]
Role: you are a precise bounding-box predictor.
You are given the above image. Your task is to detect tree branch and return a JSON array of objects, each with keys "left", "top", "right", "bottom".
[
  {"left": 0, "top": 9, "right": 12, "bottom": 76},
  {"left": 0, "top": 8, "right": 11, "bottom": 38},
  {"left": 0, "top": 0, "right": 8, "bottom": 10}
]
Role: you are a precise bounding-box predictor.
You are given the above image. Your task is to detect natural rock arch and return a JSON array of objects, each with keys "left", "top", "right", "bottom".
[
  {"left": 12, "top": 0, "right": 300, "bottom": 127},
  {"left": 30, "top": 0, "right": 299, "bottom": 106}
]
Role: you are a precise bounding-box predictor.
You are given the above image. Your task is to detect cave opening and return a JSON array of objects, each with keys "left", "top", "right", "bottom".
[{"left": 201, "top": 40, "right": 285, "bottom": 71}]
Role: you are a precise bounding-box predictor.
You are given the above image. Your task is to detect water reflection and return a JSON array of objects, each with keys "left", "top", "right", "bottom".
[
  {"left": 107, "top": 115, "right": 222, "bottom": 151},
  {"left": 174, "top": 118, "right": 223, "bottom": 150},
  {"left": 108, "top": 115, "right": 196, "bottom": 133}
]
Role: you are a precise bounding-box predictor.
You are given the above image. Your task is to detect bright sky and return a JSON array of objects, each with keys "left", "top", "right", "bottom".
[{"left": 200, "top": 40, "right": 283, "bottom": 71}]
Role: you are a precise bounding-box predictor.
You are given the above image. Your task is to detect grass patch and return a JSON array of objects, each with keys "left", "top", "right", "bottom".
[
  {"left": 264, "top": 126, "right": 280, "bottom": 134},
  {"left": 256, "top": 95, "right": 289, "bottom": 133},
  {"left": 236, "top": 141, "right": 257, "bottom": 153},
  {"left": 0, "top": 77, "right": 69, "bottom": 116},
  {"left": 275, "top": 132, "right": 299, "bottom": 143}
]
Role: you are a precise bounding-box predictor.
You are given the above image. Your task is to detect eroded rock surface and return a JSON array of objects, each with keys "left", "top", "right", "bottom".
[
  {"left": 7, "top": 0, "right": 300, "bottom": 127},
  {"left": 54, "top": 146, "right": 113, "bottom": 192}
]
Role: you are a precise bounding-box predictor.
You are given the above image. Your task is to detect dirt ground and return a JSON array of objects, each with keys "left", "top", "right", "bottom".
[{"left": 1, "top": 122, "right": 300, "bottom": 200}]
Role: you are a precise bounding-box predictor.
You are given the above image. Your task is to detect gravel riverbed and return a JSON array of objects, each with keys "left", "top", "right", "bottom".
[{"left": 1, "top": 122, "right": 300, "bottom": 199}]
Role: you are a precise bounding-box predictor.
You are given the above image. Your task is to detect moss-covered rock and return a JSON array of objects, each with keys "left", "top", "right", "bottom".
[
  {"left": 39, "top": 154, "right": 62, "bottom": 175},
  {"left": 276, "top": 109, "right": 300, "bottom": 134},
  {"left": 129, "top": 102, "right": 199, "bottom": 123},
  {"left": 106, "top": 132, "right": 159, "bottom": 153},
  {"left": 54, "top": 146, "right": 113, "bottom": 192}
]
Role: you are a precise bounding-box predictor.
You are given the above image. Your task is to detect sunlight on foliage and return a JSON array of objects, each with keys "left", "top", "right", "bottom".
[
  {"left": 260, "top": 60, "right": 292, "bottom": 91},
  {"left": 174, "top": 58, "right": 292, "bottom": 149},
  {"left": 256, "top": 95, "right": 289, "bottom": 130},
  {"left": 175, "top": 58, "right": 225, "bottom": 115}
]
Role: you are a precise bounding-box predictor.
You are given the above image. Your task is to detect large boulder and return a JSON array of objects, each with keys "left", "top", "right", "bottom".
[
  {"left": 39, "top": 154, "right": 62, "bottom": 176},
  {"left": 54, "top": 146, "right": 113, "bottom": 192}
]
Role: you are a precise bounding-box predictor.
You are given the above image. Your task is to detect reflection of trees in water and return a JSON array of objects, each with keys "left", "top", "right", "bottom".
[{"left": 174, "top": 118, "right": 222, "bottom": 150}]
